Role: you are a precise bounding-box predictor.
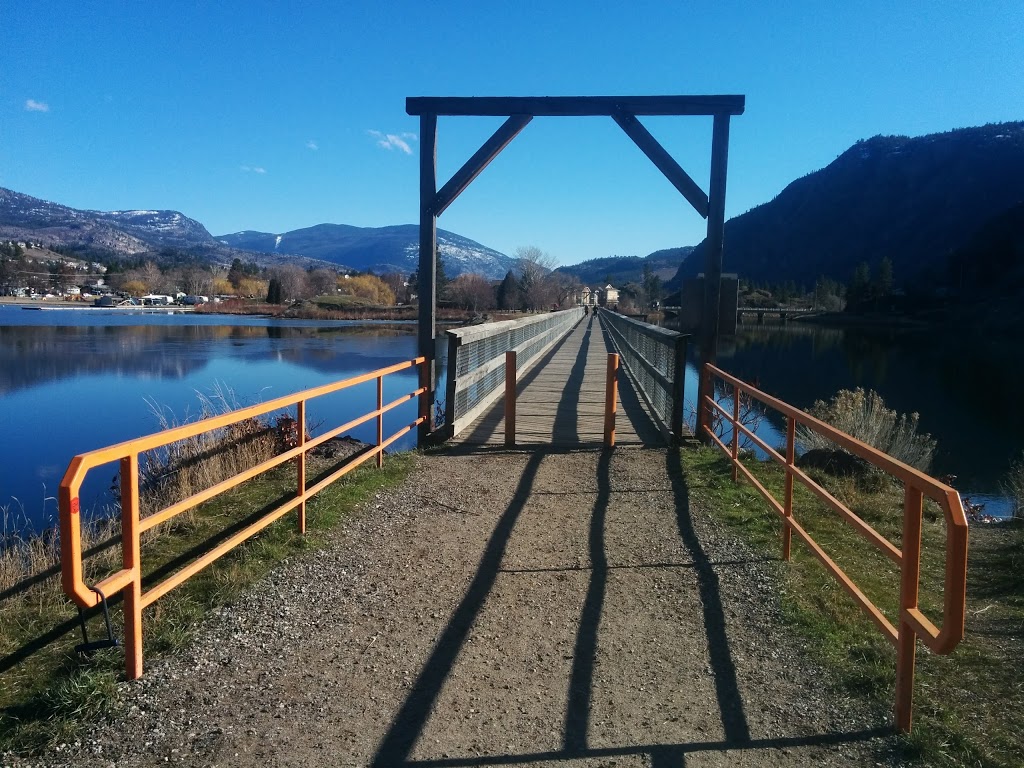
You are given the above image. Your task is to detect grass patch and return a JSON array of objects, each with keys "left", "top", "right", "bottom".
[
  {"left": 0, "top": 451, "right": 414, "bottom": 756},
  {"left": 680, "top": 446, "right": 1024, "bottom": 767}
]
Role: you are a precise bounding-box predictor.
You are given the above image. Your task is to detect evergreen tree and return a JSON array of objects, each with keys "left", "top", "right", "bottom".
[
  {"left": 496, "top": 270, "right": 520, "bottom": 310},
  {"left": 266, "top": 278, "right": 283, "bottom": 304},
  {"left": 848, "top": 262, "right": 871, "bottom": 308},
  {"left": 876, "top": 257, "right": 894, "bottom": 298}
]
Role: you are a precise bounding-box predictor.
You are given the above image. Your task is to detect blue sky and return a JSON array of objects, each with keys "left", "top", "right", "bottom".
[{"left": 2, "top": 1, "right": 1021, "bottom": 266}]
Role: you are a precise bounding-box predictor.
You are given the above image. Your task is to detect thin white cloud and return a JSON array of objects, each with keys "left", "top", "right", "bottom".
[
  {"left": 240, "top": 165, "right": 267, "bottom": 174},
  {"left": 306, "top": 140, "right": 319, "bottom": 150},
  {"left": 368, "top": 129, "right": 415, "bottom": 155},
  {"left": 25, "top": 99, "right": 50, "bottom": 113}
]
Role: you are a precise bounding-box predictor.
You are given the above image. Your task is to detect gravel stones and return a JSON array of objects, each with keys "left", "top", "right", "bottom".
[{"left": 7, "top": 447, "right": 897, "bottom": 767}]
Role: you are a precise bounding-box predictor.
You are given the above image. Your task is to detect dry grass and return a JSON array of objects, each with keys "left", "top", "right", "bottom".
[{"left": 798, "top": 387, "right": 936, "bottom": 472}]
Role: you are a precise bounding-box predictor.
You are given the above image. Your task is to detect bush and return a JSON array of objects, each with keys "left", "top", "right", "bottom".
[
  {"left": 798, "top": 387, "right": 936, "bottom": 472},
  {"left": 1004, "top": 453, "right": 1024, "bottom": 520}
]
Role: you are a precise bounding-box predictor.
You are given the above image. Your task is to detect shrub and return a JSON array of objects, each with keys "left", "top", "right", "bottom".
[
  {"left": 798, "top": 387, "right": 936, "bottom": 472},
  {"left": 1004, "top": 453, "right": 1024, "bottom": 520}
]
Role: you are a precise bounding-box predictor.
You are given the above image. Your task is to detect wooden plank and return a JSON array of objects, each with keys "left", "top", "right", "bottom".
[
  {"left": 613, "top": 112, "right": 709, "bottom": 218},
  {"left": 407, "top": 95, "right": 746, "bottom": 117},
  {"left": 432, "top": 115, "right": 532, "bottom": 217},
  {"left": 454, "top": 315, "right": 661, "bottom": 447}
]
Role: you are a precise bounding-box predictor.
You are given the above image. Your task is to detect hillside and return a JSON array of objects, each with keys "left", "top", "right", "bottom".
[
  {"left": 556, "top": 246, "right": 693, "bottom": 286},
  {"left": 218, "top": 224, "right": 515, "bottom": 279},
  {"left": 673, "top": 122, "right": 1024, "bottom": 289},
  {"left": 0, "top": 187, "right": 514, "bottom": 278}
]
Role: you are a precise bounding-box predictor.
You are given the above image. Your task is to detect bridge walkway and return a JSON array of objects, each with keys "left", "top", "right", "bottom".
[{"left": 453, "top": 313, "right": 663, "bottom": 447}]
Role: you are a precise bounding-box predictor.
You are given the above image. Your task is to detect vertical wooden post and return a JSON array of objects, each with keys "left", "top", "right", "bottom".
[
  {"left": 120, "top": 453, "right": 143, "bottom": 680},
  {"left": 417, "top": 113, "right": 438, "bottom": 446},
  {"left": 505, "top": 351, "right": 517, "bottom": 446},
  {"left": 296, "top": 400, "right": 307, "bottom": 534},
  {"left": 376, "top": 376, "right": 384, "bottom": 468},
  {"left": 604, "top": 353, "right": 619, "bottom": 447},
  {"left": 444, "top": 332, "right": 461, "bottom": 440},
  {"left": 670, "top": 334, "right": 687, "bottom": 444},
  {"left": 896, "top": 484, "right": 925, "bottom": 732},
  {"left": 696, "top": 114, "right": 732, "bottom": 442},
  {"left": 783, "top": 416, "right": 795, "bottom": 562}
]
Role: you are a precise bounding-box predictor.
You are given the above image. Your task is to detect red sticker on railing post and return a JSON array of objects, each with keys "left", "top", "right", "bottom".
[{"left": 70, "top": 498, "right": 80, "bottom": 515}]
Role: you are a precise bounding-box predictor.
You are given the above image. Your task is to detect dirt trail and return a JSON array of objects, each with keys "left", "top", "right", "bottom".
[{"left": 24, "top": 447, "right": 897, "bottom": 767}]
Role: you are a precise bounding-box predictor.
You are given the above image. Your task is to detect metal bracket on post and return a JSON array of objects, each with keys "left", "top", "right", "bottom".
[{"left": 75, "top": 585, "right": 118, "bottom": 656}]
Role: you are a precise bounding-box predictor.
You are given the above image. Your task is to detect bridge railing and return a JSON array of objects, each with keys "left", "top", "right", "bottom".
[
  {"left": 598, "top": 308, "right": 689, "bottom": 443},
  {"left": 59, "top": 357, "right": 428, "bottom": 680},
  {"left": 700, "top": 362, "right": 969, "bottom": 732},
  {"left": 445, "top": 308, "right": 583, "bottom": 437}
]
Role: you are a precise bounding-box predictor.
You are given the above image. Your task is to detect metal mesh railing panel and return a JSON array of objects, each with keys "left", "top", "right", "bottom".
[
  {"left": 449, "top": 309, "right": 582, "bottom": 425},
  {"left": 601, "top": 310, "right": 685, "bottom": 434}
]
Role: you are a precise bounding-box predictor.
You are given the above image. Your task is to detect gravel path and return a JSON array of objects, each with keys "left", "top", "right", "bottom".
[{"left": 11, "top": 447, "right": 898, "bottom": 767}]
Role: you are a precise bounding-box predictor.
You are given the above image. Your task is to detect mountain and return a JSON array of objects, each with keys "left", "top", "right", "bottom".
[
  {"left": 672, "top": 122, "right": 1024, "bottom": 289},
  {"left": 0, "top": 187, "right": 515, "bottom": 277},
  {"left": 0, "top": 187, "right": 215, "bottom": 254},
  {"left": 217, "top": 224, "right": 516, "bottom": 279},
  {"left": 556, "top": 247, "right": 694, "bottom": 286}
]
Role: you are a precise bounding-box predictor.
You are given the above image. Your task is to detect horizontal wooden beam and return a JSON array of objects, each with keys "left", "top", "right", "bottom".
[
  {"left": 613, "top": 112, "right": 709, "bottom": 218},
  {"left": 432, "top": 115, "right": 532, "bottom": 217},
  {"left": 407, "top": 95, "right": 745, "bottom": 117}
]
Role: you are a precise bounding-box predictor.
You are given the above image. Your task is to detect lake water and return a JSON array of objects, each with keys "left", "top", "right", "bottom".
[
  {"left": 0, "top": 306, "right": 424, "bottom": 534},
  {"left": 3, "top": 308, "right": 1021, "bottom": 535},
  {"left": 683, "top": 322, "right": 1024, "bottom": 519}
]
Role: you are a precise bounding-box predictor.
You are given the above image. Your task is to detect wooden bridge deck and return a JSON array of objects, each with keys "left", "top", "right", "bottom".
[{"left": 453, "top": 313, "right": 663, "bottom": 447}]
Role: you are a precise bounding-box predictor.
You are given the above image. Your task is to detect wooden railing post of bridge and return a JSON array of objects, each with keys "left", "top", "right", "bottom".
[{"left": 504, "top": 350, "right": 517, "bottom": 446}]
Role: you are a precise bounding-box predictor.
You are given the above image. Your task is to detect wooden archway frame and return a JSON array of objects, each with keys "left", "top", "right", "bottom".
[{"left": 406, "top": 95, "right": 745, "bottom": 443}]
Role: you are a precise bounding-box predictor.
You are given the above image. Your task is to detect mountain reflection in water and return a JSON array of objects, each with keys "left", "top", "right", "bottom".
[{"left": 0, "top": 311, "right": 420, "bottom": 532}]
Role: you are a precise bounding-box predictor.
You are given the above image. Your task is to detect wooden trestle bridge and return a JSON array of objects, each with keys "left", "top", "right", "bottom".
[{"left": 52, "top": 96, "right": 969, "bottom": 756}]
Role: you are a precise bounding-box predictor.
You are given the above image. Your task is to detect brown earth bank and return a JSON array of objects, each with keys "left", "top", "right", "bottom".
[{"left": 5, "top": 447, "right": 900, "bottom": 767}]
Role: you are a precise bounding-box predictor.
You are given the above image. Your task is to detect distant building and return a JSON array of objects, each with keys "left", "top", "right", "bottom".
[{"left": 598, "top": 284, "right": 619, "bottom": 308}]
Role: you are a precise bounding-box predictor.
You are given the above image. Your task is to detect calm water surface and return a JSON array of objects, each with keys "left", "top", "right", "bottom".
[
  {"left": 0, "top": 306, "right": 422, "bottom": 533},
  {"left": 682, "top": 322, "right": 1024, "bottom": 519},
  {"left": 4, "top": 308, "right": 1021, "bottom": 532}
]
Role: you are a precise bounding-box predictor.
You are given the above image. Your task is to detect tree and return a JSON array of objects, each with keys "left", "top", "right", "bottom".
[
  {"left": 307, "top": 268, "right": 338, "bottom": 297},
  {"left": 269, "top": 264, "right": 309, "bottom": 302},
  {"left": 496, "top": 270, "right": 521, "bottom": 310},
  {"left": 875, "top": 257, "right": 894, "bottom": 299},
  {"left": 380, "top": 272, "right": 408, "bottom": 303},
  {"left": 448, "top": 273, "right": 496, "bottom": 312},
  {"left": 266, "top": 278, "right": 283, "bottom": 304},
  {"left": 848, "top": 261, "right": 871, "bottom": 308},
  {"left": 515, "top": 245, "right": 557, "bottom": 310},
  {"left": 227, "top": 258, "right": 246, "bottom": 289},
  {"left": 642, "top": 263, "right": 662, "bottom": 308},
  {"left": 337, "top": 274, "right": 396, "bottom": 305}
]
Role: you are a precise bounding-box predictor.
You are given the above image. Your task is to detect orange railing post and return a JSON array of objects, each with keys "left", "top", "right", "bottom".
[
  {"left": 121, "top": 453, "right": 143, "bottom": 680},
  {"left": 896, "top": 484, "right": 924, "bottom": 731},
  {"left": 505, "top": 351, "right": 517, "bottom": 446},
  {"left": 377, "top": 375, "right": 384, "bottom": 468},
  {"left": 783, "top": 416, "right": 795, "bottom": 562},
  {"left": 604, "top": 353, "right": 619, "bottom": 447},
  {"left": 730, "top": 382, "right": 740, "bottom": 481},
  {"left": 297, "top": 399, "right": 307, "bottom": 533}
]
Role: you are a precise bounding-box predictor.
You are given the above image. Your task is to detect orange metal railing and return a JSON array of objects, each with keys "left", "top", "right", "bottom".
[
  {"left": 699, "top": 363, "right": 968, "bottom": 733},
  {"left": 59, "top": 357, "right": 428, "bottom": 679}
]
